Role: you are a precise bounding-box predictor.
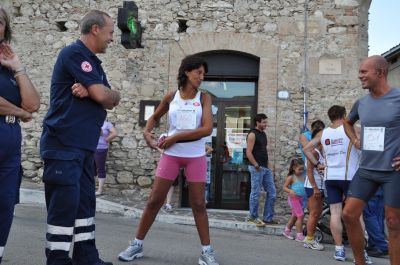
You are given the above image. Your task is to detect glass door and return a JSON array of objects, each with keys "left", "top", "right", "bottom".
[{"left": 218, "top": 104, "right": 252, "bottom": 209}]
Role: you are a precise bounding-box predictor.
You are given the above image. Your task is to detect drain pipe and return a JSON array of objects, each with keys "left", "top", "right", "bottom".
[{"left": 302, "top": 0, "right": 309, "bottom": 132}]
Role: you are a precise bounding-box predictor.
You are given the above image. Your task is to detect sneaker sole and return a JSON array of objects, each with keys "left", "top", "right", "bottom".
[
  {"left": 334, "top": 256, "right": 346, "bottom": 261},
  {"left": 198, "top": 259, "right": 210, "bottom": 265},
  {"left": 118, "top": 253, "right": 143, "bottom": 262},
  {"left": 282, "top": 232, "right": 294, "bottom": 240},
  {"left": 303, "top": 243, "right": 324, "bottom": 251},
  {"left": 247, "top": 221, "right": 265, "bottom": 227}
]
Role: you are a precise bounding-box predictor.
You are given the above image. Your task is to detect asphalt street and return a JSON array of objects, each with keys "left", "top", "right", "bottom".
[{"left": 3, "top": 204, "right": 390, "bottom": 265}]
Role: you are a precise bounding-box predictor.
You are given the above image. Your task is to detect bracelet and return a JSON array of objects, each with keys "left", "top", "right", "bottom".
[
  {"left": 14, "top": 71, "right": 27, "bottom": 78},
  {"left": 315, "top": 161, "right": 321, "bottom": 167},
  {"left": 13, "top": 66, "right": 25, "bottom": 74}
]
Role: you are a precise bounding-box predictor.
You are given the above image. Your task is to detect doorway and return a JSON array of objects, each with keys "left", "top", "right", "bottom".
[{"left": 181, "top": 80, "right": 257, "bottom": 209}]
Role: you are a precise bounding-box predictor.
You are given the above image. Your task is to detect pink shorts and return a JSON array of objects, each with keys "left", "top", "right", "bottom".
[
  {"left": 156, "top": 153, "right": 206, "bottom": 182},
  {"left": 288, "top": 196, "right": 304, "bottom": 217}
]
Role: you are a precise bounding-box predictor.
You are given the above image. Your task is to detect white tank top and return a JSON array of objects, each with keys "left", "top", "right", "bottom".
[
  {"left": 321, "top": 125, "right": 360, "bottom": 181},
  {"left": 304, "top": 148, "right": 325, "bottom": 189},
  {"left": 164, "top": 90, "right": 205, "bottom": 158}
]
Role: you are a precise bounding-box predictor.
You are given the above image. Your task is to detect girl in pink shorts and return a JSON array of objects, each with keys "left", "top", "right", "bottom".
[{"left": 282, "top": 157, "right": 306, "bottom": 242}]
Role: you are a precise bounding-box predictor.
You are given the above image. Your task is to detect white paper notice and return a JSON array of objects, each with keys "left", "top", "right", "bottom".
[
  {"left": 176, "top": 108, "right": 196, "bottom": 130},
  {"left": 363, "top": 127, "right": 385, "bottom": 151},
  {"left": 144, "top": 106, "right": 155, "bottom": 121}
]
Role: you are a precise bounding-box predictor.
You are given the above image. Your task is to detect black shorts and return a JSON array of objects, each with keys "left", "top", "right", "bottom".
[
  {"left": 347, "top": 168, "right": 400, "bottom": 208},
  {"left": 305, "top": 187, "right": 325, "bottom": 199},
  {"left": 325, "top": 180, "right": 351, "bottom": 205}
]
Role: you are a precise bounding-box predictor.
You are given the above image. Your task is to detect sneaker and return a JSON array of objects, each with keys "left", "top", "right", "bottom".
[
  {"left": 366, "top": 248, "right": 388, "bottom": 257},
  {"left": 263, "top": 219, "right": 279, "bottom": 225},
  {"left": 353, "top": 250, "right": 373, "bottom": 265},
  {"left": 334, "top": 248, "right": 346, "bottom": 261},
  {"left": 163, "top": 204, "right": 173, "bottom": 212},
  {"left": 303, "top": 238, "right": 324, "bottom": 251},
  {"left": 246, "top": 217, "right": 265, "bottom": 227},
  {"left": 118, "top": 240, "right": 144, "bottom": 261},
  {"left": 282, "top": 228, "right": 294, "bottom": 240},
  {"left": 198, "top": 248, "right": 219, "bottom": 265},
  {"left": 295, "top": 233, "right": 305, "bottom": 242}
]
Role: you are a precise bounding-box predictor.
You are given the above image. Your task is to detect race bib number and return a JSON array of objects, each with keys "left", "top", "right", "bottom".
[
  {"left": 363, "top": 127, "right": 385, "bottom": 151},
  {"left": 176, "top": 108, "right": 196, "bottom": 130}
]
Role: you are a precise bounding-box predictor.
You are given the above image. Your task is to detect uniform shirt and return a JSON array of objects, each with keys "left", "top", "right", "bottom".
[
  {"left": 0, "top": 65, "right": 21, "bottom": 107},
  {"left": 348, "top": 88, "right": 400, "bottom": 171},
  {"left": 42, "top": 39, "right": 110, "bottom": 151},
  {"left": 247, "top": 128, "right": 269, "bottom": 168},
  {"left": 321, "top": 125, "right": 359, "bottom": 181}
]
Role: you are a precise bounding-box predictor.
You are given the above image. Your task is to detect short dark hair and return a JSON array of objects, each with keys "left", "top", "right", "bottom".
[
  {"left": 254, "top": 113, "right": 267, "bottom": 124},
  {"left": 177, "top": 55, "right": 208, "bottom": 88},
  {"left": 0, "top": 7, "right": 12, "bottom": 42},
  {"left": 80, "top": 10, "right": 110, "bottom": 35},
  {"left": 311, "top": 120, "right": 325, "bottom": 132},
  {"left": 370, "top": 55, "right": 389, "bottom": 78},
  {"left": 327, "top": 105, "right": 346, "bottom": 122}
]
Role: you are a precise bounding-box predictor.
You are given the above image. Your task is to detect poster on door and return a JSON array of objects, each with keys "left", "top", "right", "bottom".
[{"left": 226, "top": 128, "right": 247, "bottom": 149}]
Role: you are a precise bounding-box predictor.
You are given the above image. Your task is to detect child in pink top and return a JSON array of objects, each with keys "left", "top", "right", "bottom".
[{"left": 282, "top": 157, "right": 306, "bottom": 242}]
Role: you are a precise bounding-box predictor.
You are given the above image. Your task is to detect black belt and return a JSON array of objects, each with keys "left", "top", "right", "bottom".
[
  {"left": 176, "top": 138, "right": 201, "bottom": 143},
  {"left": 0, "top": 115, "right": 18, "bottom": 124}
]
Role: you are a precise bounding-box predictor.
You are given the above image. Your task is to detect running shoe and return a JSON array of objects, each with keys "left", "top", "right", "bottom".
[
  {"left": 282, "top": 228, "right": 294, "bottom": 240},
  {"left": 353, "top": 250, "right": 373, "bottom": 265},
  {"left": 334, "top": 248, "right": 346, "bottom": 261},
  {"left": 246, "top": 217, "right": 265, "bottom": 227},
  {"left": 118, "top": 240, "right": 144, "bottom": 261},
  {"left": 163, "top": 204, "right": 173, "bottom": 212},
  {"left": 198, "top": 248, "right": 220, "bottom": 265},
  {"left": 295, "top": 233, "right": 305, "bottom": 242},
  {"left": 303, "top": 238, "right": 324, "bottom": 251},
  {"left": 263, "top": 219, "right": 280, "bottom": 225}
]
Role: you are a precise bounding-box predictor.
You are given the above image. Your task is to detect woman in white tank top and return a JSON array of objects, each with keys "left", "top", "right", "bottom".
[{"left": 118, "top": 55, "right": 220, "bottom": 265}]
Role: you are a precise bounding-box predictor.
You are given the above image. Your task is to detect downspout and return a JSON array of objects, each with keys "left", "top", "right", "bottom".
[{"left": 302, "top": 0, "right": 309, "bottom": 132}]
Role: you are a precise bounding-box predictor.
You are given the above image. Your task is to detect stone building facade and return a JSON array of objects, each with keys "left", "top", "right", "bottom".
[
  {"left": 3, "top": 0, "right": 371, "bottom": 211},
  {"left": 383, "top": 44, "right": 400, "bottom": 88}
]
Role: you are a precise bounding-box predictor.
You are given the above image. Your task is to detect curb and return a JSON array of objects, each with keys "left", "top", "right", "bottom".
[{"left": 20, "top": 188, "right": 285, "bottom": 236}]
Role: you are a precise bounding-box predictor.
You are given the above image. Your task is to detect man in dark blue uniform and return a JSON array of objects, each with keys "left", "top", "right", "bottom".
[{"left": 40, "top": 10, "right": 120, "bottom": 265}]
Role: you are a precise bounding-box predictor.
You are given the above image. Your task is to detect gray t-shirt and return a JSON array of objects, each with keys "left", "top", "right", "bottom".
[{"left": 348, "top": 88, "right": 400, "bottom": 171}]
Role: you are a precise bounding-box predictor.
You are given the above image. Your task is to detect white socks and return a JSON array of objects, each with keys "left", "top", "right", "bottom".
[
  {"left": 134, "top": 238, "right": 143, "bottom": 246},
  {"left": 202, "top": 245, "right": 211, "bottom": 253}
]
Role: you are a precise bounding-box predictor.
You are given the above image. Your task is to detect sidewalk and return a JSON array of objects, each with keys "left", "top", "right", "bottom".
[{"left": 20, "top": 181, "right": 286, "bottom": 237}]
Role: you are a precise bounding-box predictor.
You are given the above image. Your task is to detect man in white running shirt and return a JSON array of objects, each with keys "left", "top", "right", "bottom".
[{"left": 304, "top": 105, "right": 371, "bottom": 263}]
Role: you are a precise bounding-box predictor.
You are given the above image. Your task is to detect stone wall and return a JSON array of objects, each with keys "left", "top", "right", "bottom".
[{"left": 4, "top": 0, "right": 371, "bottom": 210}]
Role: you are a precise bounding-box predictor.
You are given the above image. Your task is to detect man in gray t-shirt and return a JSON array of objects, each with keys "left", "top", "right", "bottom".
[{"left": 342, "top": 55, "right": 400, "bottom": 265}]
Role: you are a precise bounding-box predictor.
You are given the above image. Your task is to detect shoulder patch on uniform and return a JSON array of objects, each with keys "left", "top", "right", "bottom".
[{"left": 81, "top": 61, "right": 93, "bottom": 72}]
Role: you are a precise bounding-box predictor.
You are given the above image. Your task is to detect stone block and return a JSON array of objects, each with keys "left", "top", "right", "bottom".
[
  {"left": 137, "top": 176, "right": 152, "bottom": 187},
  {"left": 116, "top": 171, "right": 134, "bottom": 184}
]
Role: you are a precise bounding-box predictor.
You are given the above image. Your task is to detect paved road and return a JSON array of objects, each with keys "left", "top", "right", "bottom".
[{"left": 3, "top": 204, "right": 390, "bottom": 265}]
